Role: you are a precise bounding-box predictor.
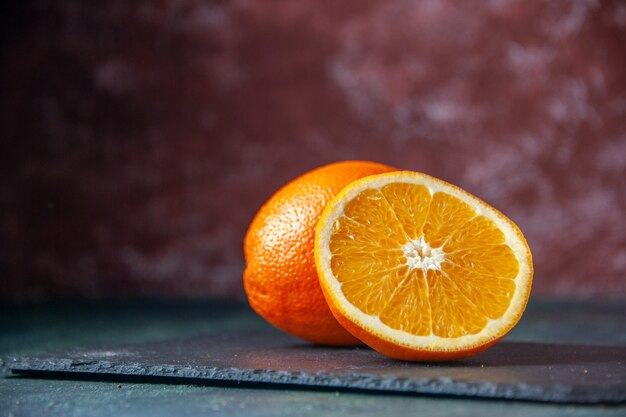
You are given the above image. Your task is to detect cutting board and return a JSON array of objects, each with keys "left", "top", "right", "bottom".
[{"left": 7, "top": 329, "right": 626, "bottom": 404}]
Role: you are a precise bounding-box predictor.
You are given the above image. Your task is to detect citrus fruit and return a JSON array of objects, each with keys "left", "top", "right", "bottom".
[
  {"left": 315, "top": 171, "right": 533, "bottom": 360},
  {"left": 244, "top": 161, "right": 396, "bottom": 345}
]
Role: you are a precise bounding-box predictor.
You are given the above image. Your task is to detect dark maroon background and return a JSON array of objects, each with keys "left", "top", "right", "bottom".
[{"left": 1, "top": 0, "right": 625, "bottom": 302}]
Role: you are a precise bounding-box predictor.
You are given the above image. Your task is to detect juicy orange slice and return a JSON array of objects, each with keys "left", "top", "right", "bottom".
[{"left": 314, "top": 171, "right": 533, "bottom": 361}]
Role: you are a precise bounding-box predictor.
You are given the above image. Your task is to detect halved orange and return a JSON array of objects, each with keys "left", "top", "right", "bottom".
[{"left": 314, "top": 171, "right": 533, "bottom": 361}]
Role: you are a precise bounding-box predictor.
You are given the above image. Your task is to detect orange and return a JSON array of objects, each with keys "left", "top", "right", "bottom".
[
  {"left": 244, "top": 161, "right": 396, "bottom": 345},
  {"left": 315, "top": 171, "right": 533, "bottom": 360}
]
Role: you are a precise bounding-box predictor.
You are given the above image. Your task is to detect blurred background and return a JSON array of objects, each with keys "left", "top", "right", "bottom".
[{"left": 1, "top": 0, "right": 624, "bottom": 303}]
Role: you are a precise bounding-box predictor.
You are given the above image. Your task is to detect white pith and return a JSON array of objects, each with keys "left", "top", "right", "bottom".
[
  {"left": 402, "top": 238, "right": 445, "bottom": 271},
  {"left": 316, "top": 172, "right": 533, "bottom": 352}
]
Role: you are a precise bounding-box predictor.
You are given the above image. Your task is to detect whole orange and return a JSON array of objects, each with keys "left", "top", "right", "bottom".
[{"left": 244, "top": 161, "right": 396, "bottom": 345}]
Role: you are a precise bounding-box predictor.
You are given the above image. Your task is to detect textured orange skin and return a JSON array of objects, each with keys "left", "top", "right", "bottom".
[{"left": 243, "top": 161, "right": 396, "bottom": 345}]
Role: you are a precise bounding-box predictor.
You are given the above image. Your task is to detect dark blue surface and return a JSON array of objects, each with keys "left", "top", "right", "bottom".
[{"left": 1, "top": 299, "right": 625, "bottom": 416}]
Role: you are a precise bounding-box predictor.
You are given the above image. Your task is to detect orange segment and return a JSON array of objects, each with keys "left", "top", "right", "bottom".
[
  {"left": 441, "top": 263, "right": 516, "bottom": 320},
  {"left": 444, "top": 215, "right": 507, "bottom": 252},
  {"left": 342, "top": 266, "right": 410, "bottom": 317},
  {"left": 315, "top": 171, "right": 533, "bottom": 361},
  {"left": 447, "top": 245, "right": 520, "bottom": 279},
  {"left": 379, "top": 269, "right": 431, "bottom": 336},
  {"left": 422, "top": 192, "right": 477, "bottom": 248},
  {"left": 380, "top": 183, "right": 432, "bottom": 240},
  {"left": 336, "top": 189, "right": 408, "bottom": 251},
  {"left": 426, "top": 269, "right": 488, "bottom": 338},
  {"left": 330, "top": 250, "right": 405, "bottom": 278}
]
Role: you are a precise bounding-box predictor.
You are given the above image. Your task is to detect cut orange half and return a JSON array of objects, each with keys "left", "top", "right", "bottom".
[{"left": 314, "top": 171, "right": 533, "bottom": 361}]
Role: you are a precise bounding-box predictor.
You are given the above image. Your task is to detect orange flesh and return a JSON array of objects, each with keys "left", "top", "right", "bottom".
[{"left": 328, "top": 183, "right": 520, "bottom": 338}]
